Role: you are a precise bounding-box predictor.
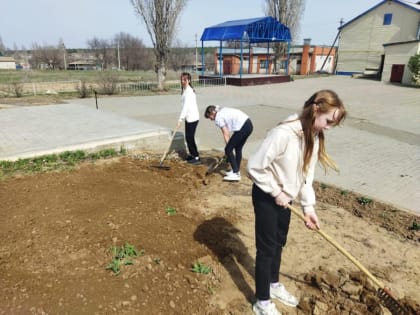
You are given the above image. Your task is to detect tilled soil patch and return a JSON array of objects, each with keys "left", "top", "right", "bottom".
[{"left": 0, "top": 156, "right": 419, "bottom": 314}]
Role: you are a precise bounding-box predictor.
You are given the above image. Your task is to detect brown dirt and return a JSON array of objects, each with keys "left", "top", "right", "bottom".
[{"left": 0, "top": 153, "right": 419, "bottom": 315}]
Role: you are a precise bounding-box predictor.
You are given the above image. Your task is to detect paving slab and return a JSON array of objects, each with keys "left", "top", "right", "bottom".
[{"left": 0, "top": 103, "right": 171, "bottom": 161}]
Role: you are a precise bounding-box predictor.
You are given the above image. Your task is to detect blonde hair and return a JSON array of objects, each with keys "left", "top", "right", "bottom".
[{"left": 299, "top": 90, "right": 346, "bottom": 173}]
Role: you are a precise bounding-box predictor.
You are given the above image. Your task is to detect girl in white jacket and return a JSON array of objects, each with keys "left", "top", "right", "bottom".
[
  {"left": 247, "top": 90, "right": 346, "bottom": 315},
  {"left": 177, "top": 72, "right": 200, "bottom": 164}
]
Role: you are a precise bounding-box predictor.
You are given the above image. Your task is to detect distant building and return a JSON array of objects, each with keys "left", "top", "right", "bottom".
[
  {"left": 0, "top": 56, "right": 16, "bottom": 70},
  {"left": 180, "top": 64, "right": 206, "bottom": 73},
  {"left": 289, "top": 39, "right": 336, "bottom": 75},
  {"left": 67, "top": 61, "right": 97, "bottom": 70},
  {"left": 336, "top": 0, "right": 420, "bottom": 84},
  {"left": 214, "top": 47, "right": 275, "bottom": 75},
  {"left": 214, "top": 41, "right": 336, "bottom": 76}
]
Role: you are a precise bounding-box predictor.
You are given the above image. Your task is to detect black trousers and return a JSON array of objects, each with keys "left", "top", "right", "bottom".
[
  {"left": 252, "top": 184, "right": 291, "bottom": 301},
  {"left": 185, "top": 120, "right": 199, "bottom": 157},
  {"left": 225, "top": 119, "right": 253, "bottom": 173}
]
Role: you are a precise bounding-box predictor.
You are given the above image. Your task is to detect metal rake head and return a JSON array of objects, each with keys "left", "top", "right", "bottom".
[{"left": 377, "top": 288, "right": 409, "bottom": 315}]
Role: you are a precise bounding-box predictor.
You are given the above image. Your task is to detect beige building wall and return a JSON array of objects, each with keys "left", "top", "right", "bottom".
[
  {"left": 382, "top": 41, "right": 420, "bottom": 85},
  {"left": 337, "top": 1, "right": 420, "bottom": 74}
]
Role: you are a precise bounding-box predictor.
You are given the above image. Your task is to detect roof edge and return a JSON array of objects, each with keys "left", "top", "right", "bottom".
[{"left": 339, "top": 0, "right": 420, "bottom": 30}]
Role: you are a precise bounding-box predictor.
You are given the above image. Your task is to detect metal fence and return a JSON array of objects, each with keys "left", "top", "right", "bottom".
[
  {"left": 0, "top": 76, "right": 227, "bottom": 97},
  {"left": 117, "top": 76, "right": 226, "bottom": 93}
]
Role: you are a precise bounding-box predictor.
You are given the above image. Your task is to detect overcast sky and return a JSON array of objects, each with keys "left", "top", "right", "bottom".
[{"left": 1, "top": 0, "right": 383, "bottom": 49}]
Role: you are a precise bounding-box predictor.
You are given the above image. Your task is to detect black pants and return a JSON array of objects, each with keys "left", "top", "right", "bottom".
[
  {"left": 252, "top": 184, "right": 291, "bottom": 301},
  {"left": 225, "top": 119, "right": 253, "bottom": 173},
  {"left": 185, "top": 120, "right": 199, "bottom": 157}
]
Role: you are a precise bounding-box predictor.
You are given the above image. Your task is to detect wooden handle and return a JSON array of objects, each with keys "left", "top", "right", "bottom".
[
  {"left": 287, "top": 204, "right": 385, "bottom": 289},
  {"left": 159, "top": 125, "right": 179, "bottom": 165}
]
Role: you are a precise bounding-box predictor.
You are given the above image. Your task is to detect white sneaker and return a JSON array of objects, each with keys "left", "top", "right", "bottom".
[
  {"left": 253, "top": 301, "right": 281, "bottom": 315},
  {"left": 223, "top": 170, "right": 240, "bottom": 176},
  {"left": 270, "top": 283, "right": 299, "bottom": 307},
  {"left": 223, "top": 172, "right": 241, "bottom": 181}
]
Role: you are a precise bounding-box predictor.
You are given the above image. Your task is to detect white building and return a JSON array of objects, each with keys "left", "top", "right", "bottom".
[
  {"left": 0, "top": 56, "right": 16, "bottom": 70},
  {"left": 336, "top": 0, "right": 420, "bottom": 84}
]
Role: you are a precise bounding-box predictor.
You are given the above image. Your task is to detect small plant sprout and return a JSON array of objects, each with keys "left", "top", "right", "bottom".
[
  {"left": 106, "top": 258, "right": 123, "bottom": 275},
  {"left": 320, "top": 183, "right": 328, "bottom": 189},
  {"left": 154, "top": 257, "right": 161, "bottom": 264},
  {"left": 123, "top": 243, "right": 138, "bottom": 257},
  {"left": 357, "top": 196, "right": 373, "bottom": 205},
  {"left": 340, "top": 190, "right": 349, "bottom": 196},
  {"left": 409, "top": 220, "right": 419, "bottom": 231},
  {"left": 191, "top": 262, "right": 212, "bottom": 274},
  {"left": 207, "top": 284, "right": 216, "bottom": 295},
  {"left": 166, "top": 207, "right": 177, "bottom": 215},
  {"left": 106, "top": 243, "right": 141, "bottom": 275}
]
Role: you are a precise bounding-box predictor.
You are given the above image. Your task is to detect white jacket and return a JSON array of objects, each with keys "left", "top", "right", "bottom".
[
  {"left": 247, "top": 114, "right": 318, "bottom": 214},
  {"left": 179, "top": 85, "right": 199, "bottom": 123}
]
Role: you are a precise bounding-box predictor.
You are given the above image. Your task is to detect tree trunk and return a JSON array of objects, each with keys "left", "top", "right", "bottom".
[{"left": 156, "top": 63, "right": 166, "bottom": 90}]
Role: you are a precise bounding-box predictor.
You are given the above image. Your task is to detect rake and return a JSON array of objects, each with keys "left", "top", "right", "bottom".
[
  {"left": 287, "top": 204, "right": 409, "bottom": 315},
  {"left": 151, "top": 125, "right": 179, "bottom": 170}
]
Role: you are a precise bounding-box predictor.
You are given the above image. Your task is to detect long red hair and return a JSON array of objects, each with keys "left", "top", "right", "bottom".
[{"left": 299, "top": 90, "right": 346, "bottom": 173}]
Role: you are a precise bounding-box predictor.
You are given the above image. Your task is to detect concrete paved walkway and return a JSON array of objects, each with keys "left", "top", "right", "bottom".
[
  {"left": 0, "top": 104, "right": 170, "bottom": 160},
  {"left": 1, "top": 76, "right": 419, "bottom": 215}
]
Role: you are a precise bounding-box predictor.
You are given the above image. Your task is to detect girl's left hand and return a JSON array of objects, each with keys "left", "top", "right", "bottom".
[
  {"left": 304, "top": 212, "right": 320, "bottom": 230},
  {"left": 274, "top": 191, "right": 291, "bottom": 207}
]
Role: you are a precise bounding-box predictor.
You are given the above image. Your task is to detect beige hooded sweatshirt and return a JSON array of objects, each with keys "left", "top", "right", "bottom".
[{"left": 247, "top": 114, "right": 318, "bottom": 214}]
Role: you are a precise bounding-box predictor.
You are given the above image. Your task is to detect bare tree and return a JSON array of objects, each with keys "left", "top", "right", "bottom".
[
  {"left": 130, "top": 0, "right": 188, "bottom": 90},
  {"left": 30, "top": 43, "right": 62, "bottom": 69},
  {"left": 264, "top": 0, "right": 306, "bottom": 71},
  {"left": 264, "top": 0, "right": 305, "bottom": 41},
  {"left": 87, "top": 37, "right": 112, "bottom": 70},
  {"left": 168, "top": 40, "right": 193, "bottom": 71},
  {"left": 113, "top": 32, "right": 150, "bottom": 71}
]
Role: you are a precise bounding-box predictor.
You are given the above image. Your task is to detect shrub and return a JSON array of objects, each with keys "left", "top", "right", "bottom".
[
  {"left": 76, "top": 79, "right": 89, "bottom": 98},
  {"left": 11, "top": 81, "right": 24, "bottom": 97},
  {"left": 407, "top": 53, "right": 420, "bottom": 86},
  {"left": 97, "top": 71, "right": 120, "bottom": 95}
]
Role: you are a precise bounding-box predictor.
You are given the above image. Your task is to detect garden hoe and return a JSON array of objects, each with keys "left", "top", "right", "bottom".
[
  {"left": 205, "top": 155, "right": 227, "bottom": 176},
  {"left": 287, "top": 204, "right": 409, "bottom": 315},
  {"left": 152, "top": 125, "right": 179, "bottom": 170}
]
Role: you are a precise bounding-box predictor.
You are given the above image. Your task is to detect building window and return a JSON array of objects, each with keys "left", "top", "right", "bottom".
[
  {"left": 279, "top": 60, "right": 287, "bottom": 69},
  {"left": 383, "top": 13, "right": 392, "bottom": 25},
  {"left": 260, "top": 59, "right": 269, "bottom": 69}
]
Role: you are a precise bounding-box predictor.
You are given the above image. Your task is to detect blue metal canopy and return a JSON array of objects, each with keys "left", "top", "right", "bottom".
[{"left": 200, "top": 16, "right": 291, "bottom": 43}]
